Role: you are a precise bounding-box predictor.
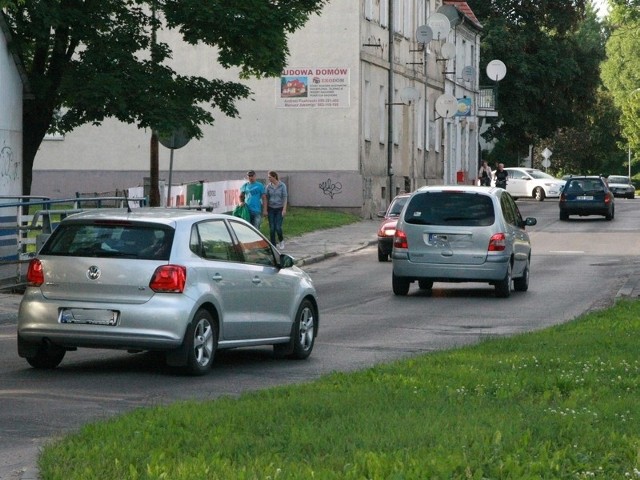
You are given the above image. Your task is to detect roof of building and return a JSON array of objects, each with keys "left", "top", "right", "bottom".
[{"left": 443, "top": 0, "right": 483, "bottom": 30}]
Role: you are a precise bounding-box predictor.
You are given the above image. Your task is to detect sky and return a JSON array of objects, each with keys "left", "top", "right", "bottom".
[{"left": 593, "top": 0, "right": 609, "bottom": 17}]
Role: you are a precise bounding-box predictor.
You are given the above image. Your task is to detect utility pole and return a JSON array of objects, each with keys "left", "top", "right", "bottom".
[{"left": 149, "top": 0, "right": 160, "bottom": 206}]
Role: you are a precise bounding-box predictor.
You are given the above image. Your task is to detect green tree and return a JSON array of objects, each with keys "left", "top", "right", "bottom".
[
  {"left": 600, "top": 0, "right": 640, "bottom": 177},
  {"left": 468, "top": 0, "right": 605, "bottom": 170},
  {"left": 2, "top": 0, "right": 327, "bottom": 196}
]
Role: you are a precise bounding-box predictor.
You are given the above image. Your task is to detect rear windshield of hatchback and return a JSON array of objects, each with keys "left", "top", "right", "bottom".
[
  {"left": 41, "top": 223, "right": 174, "bottom": 260},
  {"left": 404, "top": 192, "right": 495, "bottom": 226}
]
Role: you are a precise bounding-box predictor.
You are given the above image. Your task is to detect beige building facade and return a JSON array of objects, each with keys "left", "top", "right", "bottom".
[{"left": 33, "top": 1, "right": 483, "bottom": 218}]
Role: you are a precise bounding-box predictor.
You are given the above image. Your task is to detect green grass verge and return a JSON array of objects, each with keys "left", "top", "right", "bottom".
[
  {"left": 258, "top": 207, "right": 361, "bottom": 238},
  {"left": 38, "top": 299, "right": 640, "bottom": 479}
]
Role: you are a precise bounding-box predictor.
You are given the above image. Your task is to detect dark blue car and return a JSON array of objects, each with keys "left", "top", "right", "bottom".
[{"left": 559, "top": 176, "right": 615, "bottom": 221}]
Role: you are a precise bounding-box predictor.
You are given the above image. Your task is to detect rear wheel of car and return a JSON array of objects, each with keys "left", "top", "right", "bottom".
[
  {"left": 392, "top": 273, "right": 410, "bottom": 296},
  {"left": 184, "top": 309, "right": 217, "bottom": 376},
  {"left": 533, "top": 187, "right": 545, "bottom": 201},
  {"left": 559, "top": 211, "right": 569, "bottom": 221},
  {"left": 605, "top": 207, "right": 614, "bottom": 221},
  {"left": 418, "top": 279, "right": 433, "bottom": 291},
  {"left": 495, "top": 262, "right": 512, "bottom": 298},
  {"left": 378, "top": 248, "right": 388, "bottom": 262},
  {"left": 26, "top": 343, "right": 66, "bottom": 369},
  {"left": 513, "top": 259, "right": 529, "bottom": 292},
  {"left": 289, "top": 299, "right": 316, "bottom": 359}
]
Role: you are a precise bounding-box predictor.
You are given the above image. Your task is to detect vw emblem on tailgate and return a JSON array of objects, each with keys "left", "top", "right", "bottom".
[{"left": 86, "top": 266, "right": 101, "bottom": 280}]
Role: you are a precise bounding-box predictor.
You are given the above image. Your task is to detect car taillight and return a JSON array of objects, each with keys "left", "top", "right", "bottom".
[
  {"left": 604, "top": 193, "right": 612, "bottom": 204},
  {"left": 149, "top": 265, "right": 186, "bottom": 293},
  {"left": 488, "top": 233, "right": 506, "bottom": 252},
  {"left": 26, "top": 258, "right": 44, "bottom": 286},
  {"left": 393, "top": 229, "right": 408, "bottom": 249}
]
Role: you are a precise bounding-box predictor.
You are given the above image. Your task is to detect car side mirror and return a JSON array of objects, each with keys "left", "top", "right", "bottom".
[
  {"left": 279, "top": 254, "right": 296, "bottom": 268},
  {"left": 524, "top": 217, "right": 537, "bottom": 227}
]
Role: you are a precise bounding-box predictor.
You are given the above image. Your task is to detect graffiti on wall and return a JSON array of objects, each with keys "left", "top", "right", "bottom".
[
  {"left": 0, "top": 141, "right": 20, "bottom": 190},
  {"left": 319, "top": 178, "right": 342, "bottom": 199}
]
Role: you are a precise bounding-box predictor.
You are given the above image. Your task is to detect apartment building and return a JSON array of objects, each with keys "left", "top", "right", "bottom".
[{"left": 33, "top": 0, "right": 483, "bottom": 218}]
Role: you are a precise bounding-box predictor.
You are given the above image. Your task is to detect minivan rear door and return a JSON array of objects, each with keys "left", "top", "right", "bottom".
[{"left": 402, "top": 191, "right": 494, "bottom": 265}]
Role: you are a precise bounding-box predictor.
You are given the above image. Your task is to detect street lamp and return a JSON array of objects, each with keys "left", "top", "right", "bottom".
[{"left": 629, "top": 88, "right": 640, "bottom": 179}]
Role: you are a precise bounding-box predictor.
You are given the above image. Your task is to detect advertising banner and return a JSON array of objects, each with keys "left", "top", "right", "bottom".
[{"left": 276, "top": 67, "right": 350, "bottom": 109}]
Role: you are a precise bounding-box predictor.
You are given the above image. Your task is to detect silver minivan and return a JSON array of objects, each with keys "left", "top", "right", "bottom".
[{"left": 391, "top": 186, "right": 537, "bottom": 297}]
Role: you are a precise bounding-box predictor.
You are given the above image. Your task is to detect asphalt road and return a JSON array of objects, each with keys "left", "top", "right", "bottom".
[{"left": 1, "top": 198, "right": 639, "bottom": 479}]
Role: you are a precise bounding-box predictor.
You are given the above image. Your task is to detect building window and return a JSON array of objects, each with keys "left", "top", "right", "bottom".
[
  {"left": 364, "top": 80, "right": 371, "bottom": 141},
  {"left": 364, "top": 0, "right": 374, "bottom": 20},
  {"left": 379, "top": 85, "right": 386, "bottom": 144},
  {"left": 380, "top": 0, "right": 389, "bottom": 27}
]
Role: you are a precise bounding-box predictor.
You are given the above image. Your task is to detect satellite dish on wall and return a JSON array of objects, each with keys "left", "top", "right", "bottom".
[
  {"left": 436, "top": 5, "right": 461, "bottom": 27},
  {"left": 427, "top": 13, "right": 451, "bottom": 40},
  {"left": 416, "top": 25, "right": 433, "bottom": 44},
  {"left": 486, "top": 59, "right": 507, "bottom": 82},
  {"left": 440, "top": 42, "right": 456, "bottom": 60},
  {"left": 400, "top": 86, "right": 420, "bottom": 104},
  {"left": 435, "top": 94, "right": 458, "bottom": 118},
  {"left": 461, "top": 66, "right": 475, "bottom": 82}
]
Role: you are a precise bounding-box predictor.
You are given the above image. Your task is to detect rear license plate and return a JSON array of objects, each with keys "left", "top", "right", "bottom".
[
  {"left": 59, "top": 308, "right": 119, "bottom": 326},
  {"left": 576, "top": 195, "right": 593, "bottom": 200}
]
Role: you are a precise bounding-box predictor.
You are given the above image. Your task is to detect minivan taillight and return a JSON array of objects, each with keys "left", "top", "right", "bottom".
[
  {"left": 149, "top": 265, "right": 187, "bottom": 293},
  {"left": 393, "top": 229, "right": 408, "bottom": 249},
  {"left": 26, "top": 258, "right": 44, "bottom": 286},
  {"left": 488, "top": 233, "right": 507, "bottom": 252}
]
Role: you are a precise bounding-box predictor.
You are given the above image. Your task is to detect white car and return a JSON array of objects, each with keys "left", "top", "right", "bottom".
[
  {"left": 606, "top": 175, "right": 635, "bottom": 199},
  {"left": 492, "top": 167, "right": 565, "bottom": 201}
]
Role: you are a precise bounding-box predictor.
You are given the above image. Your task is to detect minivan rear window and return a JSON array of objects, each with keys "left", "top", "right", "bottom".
[
  {"left": 41, "top": 223, "right": 174, "bottom": 260},
  {"left": 404, "top": 192, "right": 495, "bottom": 226}
]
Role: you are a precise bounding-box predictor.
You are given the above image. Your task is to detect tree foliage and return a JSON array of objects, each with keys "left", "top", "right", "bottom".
[
  {"left": 2, "top": 0, "right": 327, "bottom": 194},
  {"left": 600, "top": 0, "right": 640, "bottom": 175},
  {"left": 467, "top": 0, "right": 607, "bottom": 173}
]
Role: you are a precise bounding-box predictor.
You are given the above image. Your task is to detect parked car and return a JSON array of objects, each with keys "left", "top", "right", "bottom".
[
  {"left": 376, "top": 193, "right": 410, "bottom": 262},
  {"left": 17, "top": 209, "right": 319, "bottom": 375},
  {"left": 391, "top": 186, "right": 537, "bottom": 298},
  {"left": 492, "top": 167, "right": 565, "bottom": 201},
  {"left": 559, "top": 175, "right": 615, "bottom": 220},
  {"left": 606, "top": 175, "right": 635, "bottom": 199}
]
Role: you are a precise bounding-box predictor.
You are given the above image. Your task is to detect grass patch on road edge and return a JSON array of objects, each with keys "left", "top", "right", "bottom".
[{"left": 39, "top": 299, "right": 640, "bottom": 479}]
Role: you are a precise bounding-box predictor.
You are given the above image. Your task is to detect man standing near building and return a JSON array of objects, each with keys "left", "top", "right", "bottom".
[{"left": 240, "top": 170, "right": 266, "bottom": 229}]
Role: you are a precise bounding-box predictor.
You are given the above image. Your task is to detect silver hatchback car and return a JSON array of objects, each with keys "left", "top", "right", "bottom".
[
  {"left": 17, "top": 208, "right": 318, "bottom": 375},
  {"left": 392, "top": 186, "right": 537, "bottom": 297}
]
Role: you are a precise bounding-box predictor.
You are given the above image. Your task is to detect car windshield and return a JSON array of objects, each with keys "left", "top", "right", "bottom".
[
  {"left": 41, "top": 223, "right": 174, "bottom": 260},
  {"left": 527, "top": 170, "right": 556, "bottom": 180},
  {"left": 388, "top": 197, "right": 408, "bottom": 216},
  {"left": 608, "top": 176, "right": 629, "bottom": 184},
  {"left": 404, "top": 192, "right": 495, "bottom": 226},
  {"left": 565, "top": 179, "right": 605, "bottom": 195}
]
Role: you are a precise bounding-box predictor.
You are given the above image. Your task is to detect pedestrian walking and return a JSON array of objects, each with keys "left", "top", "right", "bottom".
[
  {"left": 265, "top": 170, "right": 287, "bottom": 249},
  {"left": 494, "top": 163, "right": 509, "bottom": 189},
  {"left": 478, "top": 160, "right": 492, "bottom": 186},
  {"left": 240, "top": 170, "right": 266, "bottom": 229}
]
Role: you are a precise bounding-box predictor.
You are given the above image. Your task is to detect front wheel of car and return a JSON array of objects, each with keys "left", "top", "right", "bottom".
[
  {"left": 533, "top": 187, "right": 545, "bottom": 201},
  {"left": 513, "top": 260, "right": 530, "bottom": 292},
  {"left": 392, "top": 273, "right": 410, "bottom": 296},
  {"left": 288, "top": 299, "right": 316, "bottom": 360},
  {"left": 495, "top": 262, "right": 512, "bottom": 298},
  {"left": 25, "top": 342, "right": 66, "bottom": 369},
  {"left": 184, "top": 309, "right": 217, "bottom": 376}
]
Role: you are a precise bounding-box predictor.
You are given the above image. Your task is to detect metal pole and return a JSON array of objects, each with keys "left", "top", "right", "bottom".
[
  {"left": 167, "top": 148, "right": 174, "bottom": 207},
  {"left": 387, "top": 0, "right": 394, "bottom": 204}
]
